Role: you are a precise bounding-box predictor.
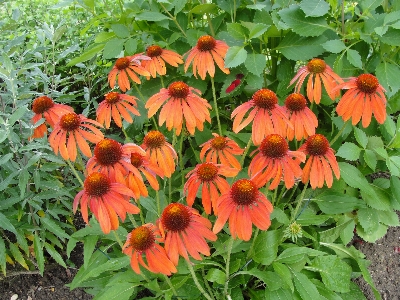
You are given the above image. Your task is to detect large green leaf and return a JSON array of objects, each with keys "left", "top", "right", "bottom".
[
  {"left": 299, "top": 0, "right": 330, "bottom": 17},
  {"left": 314, "top": 191, "right": 365, "bottom": 214},
  {"left": 66, "top": 44, "right": 105, "bottom": 66},
  {"left": 45, "top": 243, "right": 67, "bottom": 268},
  {"left": 252, "top": 230, "right": 282, "bottom": 265},
  {"left": 338, "top": 162, "right": 376, "bottom": 197},
  {"left": 103, "top": 38, "right": 125, "bottom": 59},
  {"left": 0, "top": 212, "right": 17, "bottom": 234},
  {"left": 93, "top": 282, "right": 138, "bottom": 300},
  {"left": 239, "top": 269, "right": 282, "bottom": 291},
  {"left": 336, "top": 142, "right": 362, "bottom": 161},
  {"left": 225, "top": 46, "right": 247, "bottom": 68},
  {"left": 227, "top": 23, "right": 246, "bottom": 40},
  {"left": 376, "top": 61, "right": 400, "bottom": 94},
  {"left": 380, "top": 28, "right": 400, "bottom": 45},
  {"left": 275, "top": 247, "right": 326, "bottom": 264},
  {"left": 244, "top": 54, "right": 266, "bottom": 76},
  {"left": 34, "top": 234, "right": 45, "bottom": 276},
  {"left": 275, "top": 32, "right": 326, "bottom": 60},
  {"left": 110, "top": 24, "right": 130, "bottom": 38},
  {"left": 322, "top": 40, "right": 346, "bottom": 53},
  {"left": 135, "top": 12, "right": 169, "bottom": 21},
  {"left": 272, "top": 262, "right": 294, "bottom": 292},
  {"left": 40, "top": 216, "right": 70, "bottom": 240},
  {"left": 291, "top": 270, "right": 322, "bottom": 300}
]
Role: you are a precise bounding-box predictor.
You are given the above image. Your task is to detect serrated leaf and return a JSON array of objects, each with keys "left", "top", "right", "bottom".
[
  {"left": 110, "top": 24, "right": 130, "bottom": 38},
  {"left": 279, "top": 5, "right": 330, "bottom": 37},
  {"left": 275, "top": 247, "right": 326, "bottom": 264},
  {"left": 18, "top": 169, "right": 29, "bottom": 199},
  {"left": 0, "top": 237, "right": 6, "bottom": 275},
  {"left": 44, "top": 243, "right": 67, "bottom": 268},
  {"left": 205, "top": 268, "right": 226, "bottom": 284},
  {"left": 124, "top": 38, "right": 138, "bottom": 55},
  {"left": 338, "top": 162, "right": 376, "bottom": 197},
  {"left": 377, "top": 209, "right": 400, "bottom": 226},
  {"left": 311, "top": 255, "right": 351, "bottom": 293},
  {"left": 275, "top": 32, "right": 327, "bottom": 60},
  {"left": 272, "top": 262, "right": 294, "bottom": 292},
  {"left": 9, "top": 242, "right": 29, "bottom": 270},
  {"left": 40, "top": 216, "right": 70, "bottom": 240},
  {"left": 67, "top": 44, "right": 104, "bottom": 66},
  {"left": 363, "top": 149, "right": 377, "bottom": 170},
  {"left": 265, "top": 288, "right": 294, "bottom": 300},
  {"left": 336, "top": 142, "right": 361, "bottom": 161},
  {"left": 361, "top": 184, "right": 391, "bottom": 211},
  {"left": 225, "top": 46, "right": 247, "bottom": 68},
  {"left": 322, "top": 40, "right": 346, "bottom": 53},
  {"left": 95, "top": 32, "right": 115, "bottom": 43},
  {"left": 0, "top": 212, "right": 17, "bottom": 234},
  {"left": 391, "top": 176, "right": 400, "bottom": 207},
  {"left": 227, "top": 23, "right": 246, "bottom": 40},
  {"left": 67, "top": 237, "right": 78, "bottom": 258},
  {"left": 238, "top": 269, "right": 282, "bottom": 291},
  {"left": 34, "top": 234, "right": 45, "bottom": 275},
  {"left": 357, "top": 208, "right": 380, "bottom": 233},
  {"left": 253, "top": 230, "right": 282, "bottom": 265},
  {"left": 93, "top": 282, "right": 138, "bottom": 300},
  {"left": 354, "top": 127, "right": 368, "bottom": 148},
  {"left": 84, "top": 235, "right": 99, "bottom": 269},
  {"left": 320, "top": 219, "right": 354, "bottom": 243},
  {"left": 376, "top": 61, "right": 400, "bottom": 94},
  {"left": 380, "top": 28, "right": 400, "bottom": 46},
  {"left": 299, "top": 0, "right": 330, "bottom": 17},
  {"left": 356, "top": 223, "right": 388, "bottom": 243},
  {"left": 346, "top": 49, "right": 362, "bottom": 68},
  {"left": 136, "top": 12, "right": 169, "bottom": 21},
  {"left": 241, "top": 22, "right": 270, "bottom": 39},
  {"left": 190, "top": 3, "right": 217, "bottom": 14},
  {"left": 103, "top": 38, "right": 124, "bottom": 59},
  {"left": 314, "top": 192, "right": 365, "bottom": 214},
  {"left": 291, "top": 270, "right": 322, "bottom": 300},
  {"left": 244, "top": 54, "right": 266, "bottom": 76}
]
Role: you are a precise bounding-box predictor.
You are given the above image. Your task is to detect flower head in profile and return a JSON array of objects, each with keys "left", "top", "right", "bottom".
[
  {"left": 108, "top": 54, "right": 151, "bottom": 92},
  {"left": 141, "top": 131, "right": 177, "bottom": 178},
  {"left": 141, "top": 45, "right": 183, "bottom": 78},
  {"left": 213, "top": 178, "right": 273, "bottom": 241},
  {"left": 249, "top": 134, "right": 306, "bottom": 190},
  {"left": 86, "top": 138, "right": 145, "bottom": 183},
  {"left": 30, "top": 96, "right": 73, "bottom": 139},
  {"left": 335, "top": 74, "right": 387, "bottom": 127},
  {"left": 289, "top": 58, "right": 343, "bottom": 104},
  {"left": 298, "top": 134, "right": 340, "bottom": 189},
  {"left": 48, "top": 113, "right": 104, "bottom": 161},
  {"left": 146, "top": 81, "right": 211, "bottom": 135},
  {"left": 127, "top": 151, "right": 164, "bottom": 201},
  {"left": 123, "top": 224, "right": 177, "bottom": 275},
  {"left": 184, "top": 162, "right": 238, "bottom": 215},
  {"left": 159, "top": 203, "right": 217, "bottom": 266},
  {"left": 284, "top": 93, "right": 318, "bottom": 141},
  {"left": 231, "top": 89, "right": 292, "bottom": 145},
  {"left": 73, "top": 172, "right": 140, "bottom": 234},
  {"left": 96, "top": 92, "right": 140, "bottom": 129},
  {"left": 184, "top": 35, "right": 230, "bottom": 80},
  {"left": 200, "top": 133, "right": 244, "bottom": 169}
]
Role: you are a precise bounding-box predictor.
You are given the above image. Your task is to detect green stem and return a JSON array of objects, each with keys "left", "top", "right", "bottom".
[
  {"left": 66, "top": 160, "right": 84, "bottom": 187},
  {"left": 206, "top": 13, "right": 215, "bottom": 36},
  {"left": 291, "top": 183, "right": 308, "bottom": 222},
  {"left": 179, "top": 131, "right": 185, "bottom": 187},
  {"left": 164, "top": 275, "right": 181, "bottom": 299},
  {"left": 159, "top": 3, "right": 187, "bottom": 37},
  {"left": 239, "top": 135, "right": 253, "bottom": 168},
  {"left": 223, "top": 237, "right": 234, "bottom": 296},
  {"left": 160, "top": 76, "right": 165, "bottom": 88},
  {"left": 246, "top": 228, "right": 259, "bottom": 260},
  {"left": 122, "top": 126, "right": 131, "bottom": 142},
  {"left": 186, "top": 260, "right": 214, "bottom": 300},
  {"left": 137, "top": 199, "right": 145, "bottom": 224},
  {"left": 330, "top": 122, "right": 347, "bottom": 145},
  {"left": 113, "top": 230, "right": 124, "bottom": 248},
  {"left": 128, "top": 214, "right": 138, "bottom": 227},
  {"left": 134, "top": 85, "right": 158, "bottom": 130},
  {"left": 275, "top": 186, "right": 287, "bottom": 206},
  {"left": 202, "top": 267, "right": 216, "bottom": 299},
  {"left": 210, "top": 77, "right": 222, "bottom": 136},
  {"left": 156, "top": 190, "right": 161, "bottom": 216}
]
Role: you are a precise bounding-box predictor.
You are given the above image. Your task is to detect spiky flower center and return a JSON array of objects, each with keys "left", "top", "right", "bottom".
[
  {"left": 32, "top": 96, "right": 54, "bottom": 114},
  {"left": 161, "top": 203, "right": 191, "bottom": 232},
  {"left": 129, "top": 226, "right": 155, "bottom": 251},
  {"left": 168, "top": 81, "right": 189, "bottom": 98},
  {"left": 260, "top": 134, "right": 288, "bottom": 158},
  {"left": 231, "top": 179, "right": 258, "bottom": 206},
  {"left": 196, "top": 35, "right": 216, "bottom": 52},
  {"left": 211, "top": 136, "right": 227, "bottom": 150},
  {"left": 307, "top": 58, "right": 326, "bottom": 73},
  {"left": 105, "top": 92, "right": 120, "bottom": 104},
  {"left": 130, "top": 152, "right": 144, "bottom": 168},
  {"left": 197, "top": 163, "right": 218, "bottom": 182},
  {"left": 59, "top": 113, "right": 81, "bottom": 131},
  {"left": 84, "top": 172, "right": 110, "bottom": 197},
  {"left": 252, "top": 89, "right": 277, "bottom": 109},
  {"left": 356, "top": 74, "right": 379, "bottom": 94},
  {"left": 305, "top": 134, "right": 329, "bottom": 156},
  {"left": 94, "top": 139, "right": 123, "bottom": 165},
  {"left": 285, "top": 93, "right": 307, "bottom": 111},
  {"left": 146, "top": 45, "right": 163, "bottom": 57},
  {"left": 143, "top": 131, "right": 165, "bottom": 149},
  {"left": 115, "top": 57, "right": 130, "bottom": 70}
]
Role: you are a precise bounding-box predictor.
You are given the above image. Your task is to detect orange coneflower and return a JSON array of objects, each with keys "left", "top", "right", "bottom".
[
  {"left": 284, "top": 93, "right": 318, "bottom": 141},
  {"left": 249, "top": 134, "right": 306, "bottom": 190},
  {"left": 108, "top": 54, "right": 151, "bottom": 92},
  {"left": 184, "top": 162, "right": 238, "bottom": 215},
  {"left": 298, "top": 134, "right": 340, "bottom": 189},
  {"left": 86, "top": 138, "right": 145, "bottom": 183},
  {"left": 141, "top": 45, "right": 183, "bottom": 78},
  {"left": 96, "top": 92, "right": 140, "bottom": 129},
  {"left": 199, "top": 133, "right": 244, "bottom": 169},
  {"left": 159, "top": 203, "right": 217, "bottom": 265},
  {"left": 30, "top": 96, "right": 73, "bottom": 139},
  {"left": 184, "top": 35, "right": 230, "bottom": 80},
  {"left": 145, "top": 81, "right": 211, "bottom": 135},
  {"left": 289, "top": 58, "right": 344, "bottom": 104},
  {"left": 231, "top": 89, "right": 291, "bottom": 145},
  {"left": 127, "top": 151, "right": 164, "bottom": 200},
  {"left": 141, "top": 131, "right": 177, "bottom": 178},
  {"left": 48, "top": 113, "right": 104, "bottom": 161},
  {"left": 123, "top": 224, "right": 177, "bottom": 275},
  {"left": 335, "top": 74, "right": 387, "bottom": 127},
  {"left": 213, "top": 178, "right": 273, "bottom": 241},
  {"left": 73, "top": 172, "right": 140, "bottom": 234}
]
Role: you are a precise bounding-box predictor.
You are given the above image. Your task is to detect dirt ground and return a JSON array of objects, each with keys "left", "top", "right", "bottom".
[{"left": 0, "top": 227, "right": 399, "bottom": 300}]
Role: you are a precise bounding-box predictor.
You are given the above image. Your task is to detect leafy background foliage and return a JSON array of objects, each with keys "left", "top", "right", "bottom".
[{"left": 1, "top": 0, "right": 400, "bottom": 299}]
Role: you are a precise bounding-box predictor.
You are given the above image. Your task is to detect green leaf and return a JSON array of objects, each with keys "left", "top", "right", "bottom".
[
  {"left": 357, "top": 207, "right": 380, "bottom": 235},
  {"left": 291, "top": 270, "right": 322, "bottom": 300},
  {"left": 265, "top": 288, "right": 294, "bottom": 300},
  {"left": 279, "top": 5, "right": 331, "bottom": 37},
  {"left": 299, "top": 0, "right": 330, "bottom": 17},
  {"left": 253, "top": 230, "right": 282, "bottom": 265},
  {"left": 0, "top": 212, "right": 17, "bottom": 234},
  {"left": 336, "top": 143, "right": 361, "bottom": 161},
  {"left": 354, "top": 127, "right": 368, "bottom": 148},
  {"left": 322, "top": 40, "right": 346, "bottom": 53},
  {"left": 227, "top": 23, "right": 246, "bottom": 40},
  {"left": 238, "top": 269, "right": 282, "bottom": 291},
  {"left": 136, "top": 12, "right": 169, "bottom": 21},
  {"left": 84, "top": 235, "right": 99, "bottom": 269},
  {"left": 18, "top": 169, "right": 30, "bottom": 199},
  {"left": 340, "top": 282, "right": 367, "bottom": 300},
  {"left": 275, "top": 32, "right": 327, "bottom": 60},
  {"left": 9, "top": 106, "right": 28, "bottom": 126},
  {"left": 338, "top": 162, "right": 376, "bottom": 197},
  {"left": 310, "top": 255, "right": 351, "bottom": 293},
  {"left": 241, "top": 22, "right": 270, "bottom": 39},
  {"left": 275, "top": 247, "right": 326, "bottom": 264},
  {"left": 314, "top": 192, "right": 365, "bottom": 214},
  {"left": 0, "top": 153, "right": 13, "bottom": 166},
  {"left": 356, "top": 223, "right": 387, "bottom": 243},
  {"left": 377, "top": 209, "right": 399, "bottom": 226},
  {"left": 225, "top": 46, "right": 247, "bottom": 68},
  {"left": 67, "top": 44, "right": 105, "bottom": 66},
  {"left": 67, "top": 237, "right": 78, "bottom": 258},
  {"left": 44, "top": 243, "right": 67, "bottom": 268},
  {"left": 244, "top": 54, "right": 266, "bottom": 76},
  {"left": 205, "top": 268, "right": 226, "bottom": 285},
  {"left": 125, "top": 38, "right": 138, "bottom": 55},
  {"left": 380, "top": 28, "right": 400, "bottom": 46},
  {"left": 40, "top": 216, "right": 70, "bottom": 240},
  {"left": 376, "top": 61, "right": 400, "bottom": 94},
  {"left": 110, "top": 24, "right": 130, "bottom": 38},
  {"left": 9, "top": 242, "right": 29, "bottom": 270},
  {"left": 190, "top": 3, "right": 217, "bottom": 14},
  {"left": 95, "top": 32, "right": 115, "bottom": 43},
  {"left": 0, "top": 237, "right": 6, "bottom": 275},
  {"left": 346, "top": 49, "right": 362, "bottom": 69},
  {"left": 272, "top": 262, "right": 294, "bottom": 292},
  {"left": 312, "top": 279, "right": 344, "bottom": 300},
  {"left": 391, "top": 176, "right": 400, "bottom": 207},
  {"left": 103, "top": 38, "right": 124, "bottom": 59},
  {"left": 363, "top": 149, "right": 377, "bottom": 170},
  {"left": 360, "top": 184, "right": 391, "bottom": 211},
  {"left": 320, "top": 218, "right": 354, "bottom": 243},
  {"left": 34, "top": 234, "right": 45, "bottom": 276},
  {"left": 359, "top": 0, "right": 384, "bottom": 12},
  {"left": 93, "top": 282, "right": 138, "bottom": 300}
]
